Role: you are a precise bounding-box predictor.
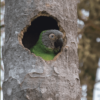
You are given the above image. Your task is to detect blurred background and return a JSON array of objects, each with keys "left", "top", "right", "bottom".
[{"left": 0, "top": 0, "right": 100, "bottom": 100}]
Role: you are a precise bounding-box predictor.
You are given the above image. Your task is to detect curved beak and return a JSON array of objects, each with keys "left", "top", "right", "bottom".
[{"left": 54, "top": 38, "right": 63, "bottom": 51}]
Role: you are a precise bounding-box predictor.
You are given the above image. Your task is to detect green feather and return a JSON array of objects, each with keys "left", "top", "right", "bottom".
[{"left": 30, "top": 31, "right": 57, "bottom": 61}]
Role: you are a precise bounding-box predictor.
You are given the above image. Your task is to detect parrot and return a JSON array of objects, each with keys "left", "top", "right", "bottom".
[{"left": 30, "top": 30, "right": 63, "bottom": 61}]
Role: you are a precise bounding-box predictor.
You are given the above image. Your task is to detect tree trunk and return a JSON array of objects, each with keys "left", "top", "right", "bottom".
[{"left": 2, "top": 0, "right": 81, "bottom": 100}]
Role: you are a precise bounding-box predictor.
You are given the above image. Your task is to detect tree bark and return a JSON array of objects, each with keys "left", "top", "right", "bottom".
[{"left": 2, "top": 0, "right": 81, "bottom": 100}]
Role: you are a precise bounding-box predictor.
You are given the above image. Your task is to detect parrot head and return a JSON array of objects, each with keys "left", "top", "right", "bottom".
[
  {"left": 30, "top": 30, "right": 64, "bottom": 60},
  {"left": 41, "top": 30, "right": 63, "bottom": 53}
]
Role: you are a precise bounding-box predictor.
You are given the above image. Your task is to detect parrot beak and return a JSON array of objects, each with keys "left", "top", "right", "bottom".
[{"left": 54, "top": 38, "right": 63, "bottom": 51}]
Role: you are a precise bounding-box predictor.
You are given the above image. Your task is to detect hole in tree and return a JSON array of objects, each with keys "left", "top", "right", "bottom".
[{"left": 22, "top": 16, "right": 59, "bottom": 49}]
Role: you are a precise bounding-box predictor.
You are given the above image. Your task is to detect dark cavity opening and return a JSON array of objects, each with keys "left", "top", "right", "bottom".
[{"left": 22, "top": 16, "right": 59, "bottom": 49}]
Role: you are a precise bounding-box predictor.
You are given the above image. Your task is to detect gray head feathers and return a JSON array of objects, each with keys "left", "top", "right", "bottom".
[{"left": 42, "top": 30, "right": 63, "bottom": 50}]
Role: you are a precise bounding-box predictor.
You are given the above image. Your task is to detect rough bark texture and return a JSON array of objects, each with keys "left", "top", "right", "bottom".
[{"left": 2, "top": 0, "right": 81, "bottom": 100}]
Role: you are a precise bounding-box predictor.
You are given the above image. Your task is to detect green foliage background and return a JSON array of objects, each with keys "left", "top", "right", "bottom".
[{"left": 78, "top": 0, "right": 100, "bottom": 100}]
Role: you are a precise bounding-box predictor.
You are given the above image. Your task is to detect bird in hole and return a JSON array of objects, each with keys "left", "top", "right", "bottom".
[{"left": 30, "top": 30, "right": 64, "bottom": 61}]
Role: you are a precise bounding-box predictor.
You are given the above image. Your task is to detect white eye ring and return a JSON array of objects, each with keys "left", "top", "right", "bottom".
[{"left": 49, "top": 34, "right": 55, "bottom": 39}]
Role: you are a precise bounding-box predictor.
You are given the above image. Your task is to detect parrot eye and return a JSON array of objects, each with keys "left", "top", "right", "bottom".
[{"left": 49, "top": 34, "right": 55, "bottom": 40}]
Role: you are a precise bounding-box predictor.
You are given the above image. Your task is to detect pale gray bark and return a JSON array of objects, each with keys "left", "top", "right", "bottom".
[{"left": 2, "top": 0, "right": 81, "bottom": 100}]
